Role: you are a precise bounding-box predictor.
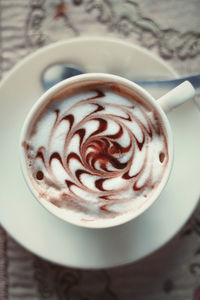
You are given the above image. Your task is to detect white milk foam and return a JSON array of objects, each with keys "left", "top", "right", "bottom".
[{"left": 24, "top": 82, "right": 169, "bottom": 221}]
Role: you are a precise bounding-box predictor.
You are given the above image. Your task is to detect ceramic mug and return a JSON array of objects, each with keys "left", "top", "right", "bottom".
[{"left": 19, "top": 73, "right": 195, "bottom": 228}]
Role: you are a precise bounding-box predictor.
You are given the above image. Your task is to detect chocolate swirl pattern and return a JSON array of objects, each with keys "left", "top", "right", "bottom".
[{"left": 24, "top": 83, "right": 169, "bottom": 220}]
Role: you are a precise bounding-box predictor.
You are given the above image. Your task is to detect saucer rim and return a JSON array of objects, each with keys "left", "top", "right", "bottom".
[{"left": 0, "top": 37, "right": 178, "bottom": 91}]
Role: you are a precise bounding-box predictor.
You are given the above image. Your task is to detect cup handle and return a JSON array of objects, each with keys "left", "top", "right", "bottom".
[{"left": 157, "top": 81, "right": 195, "bottom": 113}]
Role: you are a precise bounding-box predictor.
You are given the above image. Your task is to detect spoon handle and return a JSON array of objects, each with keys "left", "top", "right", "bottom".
[{"left": 134, "top": 74, "right": 200, "bottom": 95}]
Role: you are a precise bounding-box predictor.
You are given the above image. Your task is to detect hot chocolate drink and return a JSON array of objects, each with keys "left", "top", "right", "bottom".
[{"left": 22, "top": 80, "right": 169, "bottom": 222}]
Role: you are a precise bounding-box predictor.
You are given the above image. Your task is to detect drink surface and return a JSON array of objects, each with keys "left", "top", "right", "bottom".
[{"left": 23, "top": 81, "right": 168, "bottom": 221}]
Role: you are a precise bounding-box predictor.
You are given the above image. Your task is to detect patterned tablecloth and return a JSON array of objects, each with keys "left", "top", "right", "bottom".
[{"left": 0, "top": 1, "right": 200, "bottom": 299}]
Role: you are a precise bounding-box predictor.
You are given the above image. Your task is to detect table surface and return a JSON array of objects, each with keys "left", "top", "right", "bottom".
[{"left": 0, "top": 0, "right": 200, "bottom": 299}]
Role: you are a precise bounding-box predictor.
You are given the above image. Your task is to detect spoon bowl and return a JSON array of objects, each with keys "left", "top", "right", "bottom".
[{"left": 42, "top": 64, "right": 83, "bottom": 90}]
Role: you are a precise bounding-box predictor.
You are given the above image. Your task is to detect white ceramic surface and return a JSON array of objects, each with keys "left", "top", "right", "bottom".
[
  {"left": 20, "top": 73, "right": 174, "bottom": 229},
  {"left": 0, "top": 37, "right": 200, "bottom": 269}
]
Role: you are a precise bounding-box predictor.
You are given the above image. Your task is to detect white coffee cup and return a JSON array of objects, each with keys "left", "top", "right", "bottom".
[{"left": 19, "top": 73, "right": 195, "bottom": 228}]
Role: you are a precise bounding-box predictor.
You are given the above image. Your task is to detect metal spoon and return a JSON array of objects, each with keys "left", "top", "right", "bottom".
[{"left": 41, "top": 63, "right": 200, "bottom": 95}]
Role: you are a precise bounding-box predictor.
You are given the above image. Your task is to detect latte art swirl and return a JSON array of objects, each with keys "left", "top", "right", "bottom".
[{"left": 24, "top": 83, "right": 169, "bottom": 220}]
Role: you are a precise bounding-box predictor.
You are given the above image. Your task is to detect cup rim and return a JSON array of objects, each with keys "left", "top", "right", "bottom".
[{"left": 19, "top": 73, "right": 173, "bottom": 229}]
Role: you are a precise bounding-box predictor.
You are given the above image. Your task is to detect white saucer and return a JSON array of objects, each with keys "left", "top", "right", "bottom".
[{"left": 0, "top": 37, "right": 200, "bottom": 269}]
